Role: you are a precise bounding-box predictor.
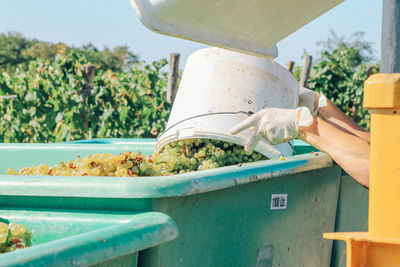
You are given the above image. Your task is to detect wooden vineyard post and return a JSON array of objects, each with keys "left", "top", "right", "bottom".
[
  {"left": 287, "top": 61, "right": 295, "bottom": 73},
  {"left": 300, "top": 54, "right": 312, "bottom": 87},
  {"left": 81, "top": 64, "right": 96, "bottom": 131},
  {"left": 167, "top": 53, "right": 180, "bottom": 104}
]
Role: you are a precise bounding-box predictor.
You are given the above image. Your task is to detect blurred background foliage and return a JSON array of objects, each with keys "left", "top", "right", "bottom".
[{"left": 0, "top": 31, "right": 378, "bottom": 142}]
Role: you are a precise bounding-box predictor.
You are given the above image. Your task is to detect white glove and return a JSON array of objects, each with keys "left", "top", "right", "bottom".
[
  {"left": 299, "top": 86, "right": 327, "bottom": 115},
  {"left": 230, "top": 107, "right": 314, "bottom": 153}
]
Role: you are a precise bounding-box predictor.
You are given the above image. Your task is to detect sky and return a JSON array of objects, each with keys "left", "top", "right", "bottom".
[{"left": 0, "top": 0, "right": 382, "bottom": 69}]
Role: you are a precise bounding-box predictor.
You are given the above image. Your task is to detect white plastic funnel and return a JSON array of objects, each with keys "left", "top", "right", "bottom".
[
  {"left": 131, "top": 0, "right": 343, "bottom": 58},
  {"left": 155, "top": 48, "right": 299, "bottom": 158}
]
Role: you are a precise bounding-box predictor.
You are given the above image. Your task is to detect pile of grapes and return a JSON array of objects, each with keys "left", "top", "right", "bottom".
[
  {"left": 7, "top": 151, "right": 156, "bottom": 177},
  {"left": 152, "top": 139, "right": 267, "bottom": 175},
  {"left": 0, "top": 221, "right": 32, "bottom": 253},
  {"left": 7, "top": 139, "right": 268, "bottom": 177}
]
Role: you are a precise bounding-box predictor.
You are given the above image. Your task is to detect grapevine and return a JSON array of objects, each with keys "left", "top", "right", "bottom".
[{"left": 0, "top": 52, "right": 170, "bottom": 142}]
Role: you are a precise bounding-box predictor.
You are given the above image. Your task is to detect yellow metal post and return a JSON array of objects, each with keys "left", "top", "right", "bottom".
[{"left": 324, "top": 73, "right": 400, "bottom": 267}]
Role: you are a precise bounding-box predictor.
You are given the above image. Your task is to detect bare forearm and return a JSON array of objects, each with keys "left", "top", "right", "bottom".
[
  {"left": 317, "top": 97, "right": 370, "bottom": 143},
  {"left": 298, "top": 116, "right": 370, "bottom": 188}
]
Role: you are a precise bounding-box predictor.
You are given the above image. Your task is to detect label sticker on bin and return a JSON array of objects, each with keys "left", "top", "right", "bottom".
[{"left": 270, "top": 194, "right": 287, "bottom": 210}]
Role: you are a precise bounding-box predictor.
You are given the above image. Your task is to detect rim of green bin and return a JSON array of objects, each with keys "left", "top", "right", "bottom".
[
  {"left": 0, "top": 152, "right": 332, "bottom": 199},
  {"left": 0, "top": 211, "right": 178, "bottom": 267}
]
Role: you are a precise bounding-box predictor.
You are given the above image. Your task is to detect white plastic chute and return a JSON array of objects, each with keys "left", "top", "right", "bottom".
[{"left": 131, "top": 0, "right": 343, "bottom": 58}]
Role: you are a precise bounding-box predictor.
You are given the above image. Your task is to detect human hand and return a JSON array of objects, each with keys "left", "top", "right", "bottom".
[
  {"left": 299, "top": 86, "right": 327, "bottom": 115},
  {"left": 230, "top": 107, "right": 314, "bottom": 153}
]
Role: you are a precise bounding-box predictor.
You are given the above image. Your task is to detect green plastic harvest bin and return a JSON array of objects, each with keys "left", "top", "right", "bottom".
[
  {"left": 0, "top": 139, "right": 341, "bottom": 267},
  {"left": 329, "top": 175, "right": 368, "bottom": 267},
  {"left": 0, "top": 209, "right": 177, "bottom": 267},
  {"left": 277, "top": 141, "right": 369, "bottom": 267},
  {"left": 275, "top": 141, "right": 369, "bottom": 267}
]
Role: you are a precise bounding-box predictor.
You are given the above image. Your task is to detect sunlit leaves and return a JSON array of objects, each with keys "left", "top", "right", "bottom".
[{"left": 0, "top": 52, "right": 170, "bottom": 142}]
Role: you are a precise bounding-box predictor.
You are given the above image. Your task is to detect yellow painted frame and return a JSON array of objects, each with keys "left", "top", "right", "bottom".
[{"left": 324, "top": 73, "right": 400, "bottom": 267}]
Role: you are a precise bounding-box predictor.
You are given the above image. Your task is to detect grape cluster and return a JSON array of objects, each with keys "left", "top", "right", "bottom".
[
  {"left": 7, "top": 151, "right": 157, "bottom": 177},
  {"left": 0, "top": 222, "right": 32, "bottom": 253},
  {"left": 7, "top": 139, "right": 267, "bottom": 177},
  {"left": 152, "top": 139, "right": 267, "bottom": 175}
]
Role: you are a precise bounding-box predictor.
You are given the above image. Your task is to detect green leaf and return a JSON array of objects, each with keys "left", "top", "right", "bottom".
[{"left": 119, "top": 106, "right": 129, "bottom": 121}]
